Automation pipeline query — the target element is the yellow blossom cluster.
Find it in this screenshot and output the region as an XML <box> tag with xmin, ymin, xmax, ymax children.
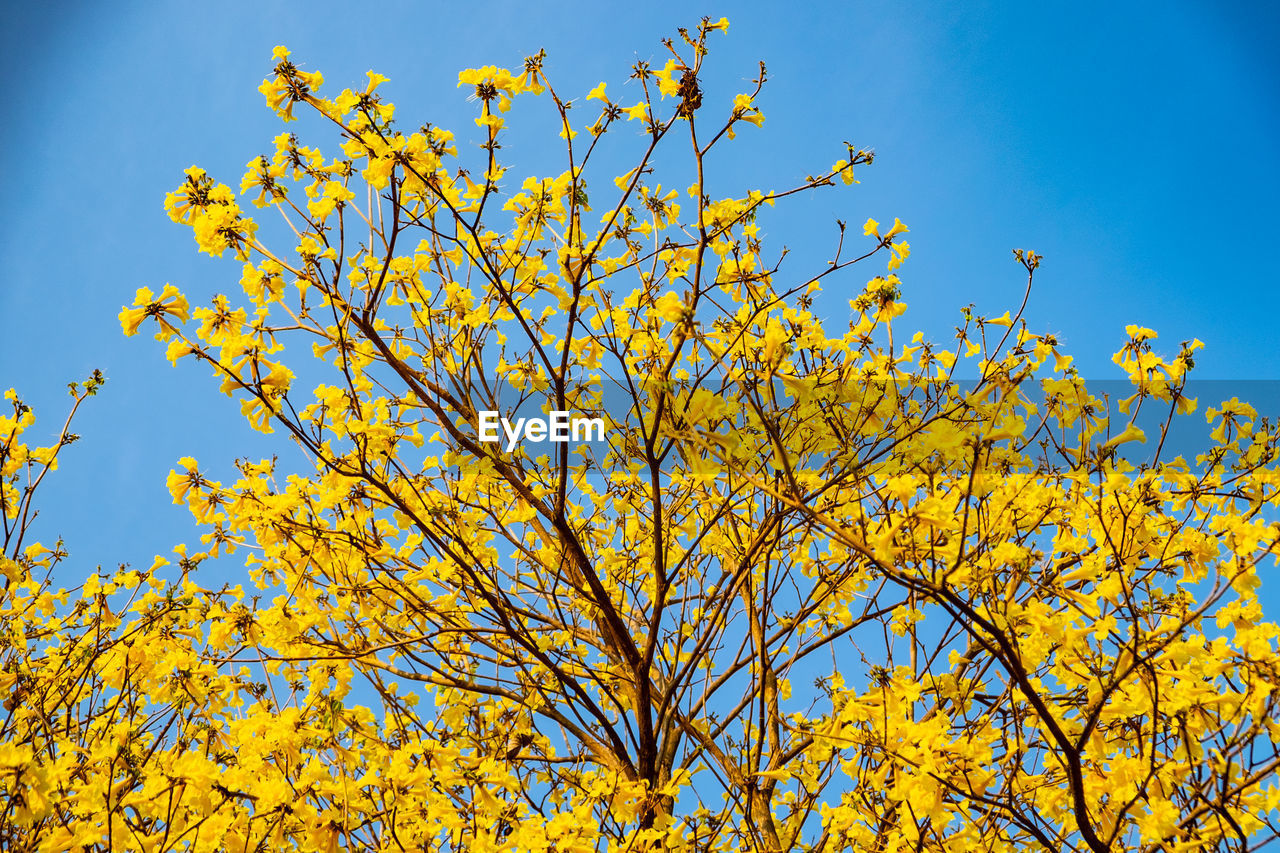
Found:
<box><xmin>3</xmin><ymin>17</ymin><xmax>1276</xmax><ymax>853</ymax></box>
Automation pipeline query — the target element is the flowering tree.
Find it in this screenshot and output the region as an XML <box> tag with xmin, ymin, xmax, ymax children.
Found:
<box><xmin>3</xmin><ymin>17</ymin><xmax>1279</xmax><ymax>852</ymax></box>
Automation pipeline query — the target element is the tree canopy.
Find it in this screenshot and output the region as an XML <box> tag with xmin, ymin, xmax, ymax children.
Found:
<box><xmin>3</xmin><ymin>18</ymin><xmax>1279</xmax><ymax>853</ymax></box>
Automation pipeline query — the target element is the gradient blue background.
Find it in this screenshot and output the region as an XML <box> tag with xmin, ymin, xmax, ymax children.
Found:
<box><xmin>1</xmin><ymin>0</ymin><xmax>1278</xmax><ymax>593</ymax></box>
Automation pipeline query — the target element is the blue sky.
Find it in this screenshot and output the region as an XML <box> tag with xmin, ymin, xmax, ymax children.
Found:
<box><xmin>1</xmin><ymin>0</ymin><xmax>1278</xmax><ymax>581</ymax></box>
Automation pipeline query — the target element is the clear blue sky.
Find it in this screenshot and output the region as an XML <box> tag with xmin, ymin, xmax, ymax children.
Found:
<box><xmin>2</xmin><ymin>0</ymin><xmax>1278</xmax><ymax>582</ymax></box>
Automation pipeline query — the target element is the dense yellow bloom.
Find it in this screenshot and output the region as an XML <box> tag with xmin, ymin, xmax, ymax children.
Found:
<box><xmin>18</xmin><ymin>20</ymin><xmax>1278</xmax><ymax>853</ymax></box>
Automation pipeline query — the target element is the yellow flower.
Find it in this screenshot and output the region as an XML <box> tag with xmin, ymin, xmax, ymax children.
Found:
<box><xmin>165</xmin><ymin>338</ymin><xmax>194</xmax><ymax>365</ymax></box>
<box><xmin>654</xmin><ymin>291</ymin><xmax>686</xmax><ymax>324</ymax></box>
<box><xmin>863</xmin><ymin>218</ymin><xmax>880</xmax><ymax>238</ymax></box>
<box><xmin>120</xmin><ymin>284</ymin><xmax>190</xmax><ymax>339</ymax></box>
<box><xmin>654</xmin><ymin>60</ymin><xmax>681</xmax><ymax>97</ymax></box>
<box><xmin>166</xmin><ymin>456</ymin><xmax>202</xmax><ymax>503</ymax></box>
<box><xmin>259</xmin><ymin>76</ymin><xmax>292</xmax><ymax>120</ymax></box>
<box><xmin>458</xmin><ymin>65</ymin><xmax>521</xmax><ymax>108</ymax></box>
<box><xmin>1102</xmin><ymin>422</ymin><xmax>1146</xmax><ymax>451</ymax></box>
<box><xmin>887</xmin><ymin>241</ymin><xmax>910</xmax><ymax>270</ymax></box>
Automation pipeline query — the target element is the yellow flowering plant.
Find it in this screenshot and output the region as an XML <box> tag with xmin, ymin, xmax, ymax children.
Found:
<box><xmin>2</xmin><ymin>16</ymin><xmax>1277</xmax><ymax>853</ymax></box>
